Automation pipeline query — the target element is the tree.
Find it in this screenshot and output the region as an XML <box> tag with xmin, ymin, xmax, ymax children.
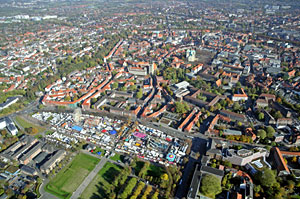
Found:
<box><xmin>136</xmin><ymin>88</ymin><xmax>143</xmax><ymax>99</ymax></box>
<box><xmin>200</xmin><ymin>174</ymin><xmax>222</xmax><ymax>198</ymax></box>
<box><xmin>292</xmin><ymin>156</ymin><xmax>298</xmax><ymax>163</ymax></box>
<box><xmin>130</xmin><ymin>181</ymin><xmax>145</xmax><ymax>199</ymax></box>
<box><xmin>195</xmin><ymin>120</ymin><xmax>200</xmax><ymax>128</ymax></box>
<box><xmin>287</xmin><ymin>180</ymin><xmax>295</xmax><ymax>191</ymax></box>
<box><xmin>161</xmin><ymin>173</ymin><xmax>169</xmax><ymax>181</ymax></box>
<box><xmin>120</xmin><ymin>86</ymin><xmax>127</xmax><ymax>91</ymax></box>
<box><xmin>233</xmin><ymin>102</ymin><xmax>240</xmax><ymax>111</ymax></box>
<box><xmin>256</xmin><ymin>168</ymin><xmax>277</xmax><ymax>188</ymax></box>
<box><xmin>119</xmin><ymin>177</ymin><xmax>137</xmax><ymax>199</ymax></box>
<box><xmin>266</xmin><ymin>126</ymin><xmax>275</xmax><ymax>138</ymax></box>
<box><xmin>112</xmin><ymin>82</ymin><xmax>118</xmax><ymax>89</ymax></box>
<box><xmin>175</xmin><ymin>102</ymin><xmax>190</xmax><ymax>114</ymax></box>
<box><xmin>0</xmin><ymin>130</ymin><xmax>7</xmax><ymax>137</ymax></box>
<box><xmin>276</xmin><ymin>97</ymin><xmax>282</xmax><ymax>104</ymax></box>
<box><xmin>274</xmin><ymin>111</ymin><xmax>283</xmax><ymax>119</ymax></box>
<box><xmin>25</xmin><ymin>127</ymin><xmax>38</xmax><ymax>134</ymax></box>
<box><xmin>151</xmin><ymin>191</ymin><xmax>159</xmax><ymax>199</ymax></box>
<box><xmin>73</xmin><ymin>95</ymin><xmax>78</xmax><ymax>101</ymax></box>
<box><xmin>215</xmin><ymin>103</ymin><xmax>222</xmax><ymax>110</ymax></box>
<box><xmin>64</xmin><ymin>96</ymin><xmax>71</xmax><ymax>101</ymax></box>
<box><xmin>129</xmin><ymin>85</ymin><xmax>137</xmax><ymax>91</ymax></box>
<box><xmin>38</xmin><ymin>104</ymin><xmax>45</xmax><ymax>109</ymax></box>
<box><xmin>258</xmin><ymin>112</ymin><xmax>264</xmax><ymax>120</ymax></box>
<box><xmin>91</xmin><ymin>98</ymin><xmax>97</xmax><ymax>104</ymax></box>
<box><xmin>223</xmin><ymin>160</ymin><xmax>232</xmax><ymax>168</ymax></box>
<box><xmin>257</xmin><ymin>129</ymin><xmax>267</xmax><ymax>139</ymax></box>
<box><xmin>254</xmin><ymin>184</ymin><xmax>261</xmax><ymax>193</ymax></box>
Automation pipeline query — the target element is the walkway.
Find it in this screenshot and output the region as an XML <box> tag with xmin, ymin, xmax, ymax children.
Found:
<box><xmin>39</xmin><ymin>179</ymin><xmax>60</xmax><ymax>199</ymax></box>
<box><xmin>70</xmin><ymin>157</ymin><xmax>108</xmax><ymax>199</ymax></box>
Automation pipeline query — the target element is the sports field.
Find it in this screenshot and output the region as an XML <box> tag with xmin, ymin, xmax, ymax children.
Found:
<box><xmin>79</xmin><ymin>162</ymin><xmax>123</xmax><ymax>199</ymax></box>
<box><xmin>45</xmin><ymin>153</ymin><xmax>100</xmax><ymax>199</ymax></box>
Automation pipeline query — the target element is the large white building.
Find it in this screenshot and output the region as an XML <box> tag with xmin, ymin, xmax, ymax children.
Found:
<box><xmin>0</xmin><ymin>117</ymin><xmax>18</xmax><ymax>136</ymax></box>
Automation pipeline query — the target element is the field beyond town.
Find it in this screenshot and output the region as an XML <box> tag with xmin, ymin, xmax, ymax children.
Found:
<box><xmin>45</xmin><ymin>153</ymin><xmax>100</xmax><ymax>199</ymax></box>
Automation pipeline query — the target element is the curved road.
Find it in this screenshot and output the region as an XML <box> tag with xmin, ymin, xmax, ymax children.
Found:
<box><xmin>39</xmin><ymin>179</ymin><xmax>60</xmax><ymax>199</ymax></box>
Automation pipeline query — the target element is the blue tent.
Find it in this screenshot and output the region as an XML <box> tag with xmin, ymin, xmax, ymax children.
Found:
<box><xmin>72</xmin><ymin>126</ymin><xmax>83</xmax><ymax>131</ymax></box>
<box><xmin>97</xmin><ymin>152</ymin><xmax>102</xmax><ymax>155</ymax></box>
<box><xmin>109</xmin><ymin>130</ymin><xmax>117</xmax><ymax>135</ymax></box>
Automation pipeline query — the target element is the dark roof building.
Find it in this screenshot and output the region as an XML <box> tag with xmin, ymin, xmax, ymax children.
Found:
<box><xmin>20</xmin><ymin>165</ymin><xmax>38</xmax><ymax>176</ymax></box>
<box><xmin>220</xmin><ymin>110</ymin><xmax>246</xmax><ymax>122</ymax></box>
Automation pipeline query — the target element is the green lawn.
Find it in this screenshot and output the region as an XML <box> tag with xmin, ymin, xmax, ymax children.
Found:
<box><xmin>109</xmin><ymin>153</ymin><xmax>124</xmax><ymax>162</ymax></box>
<box><xmin>45</xmin><ymin>153</ymin><xmax>100</xmax><ymax>199</ymax></box>
<box><xmin>91</xmin><ymin>147</ymin><xmax>105</xmax><ymax>156</ymax></box>
<box><xmin>80</xmin><ymin>162</ymin><xmax>123</xmax><ymax>199</ymax></box>
<box><xmin>15</xmin><ymin>116</ymin><xmax>45</xmax><ymax>133</ymax></box>
<box><xmin>45</xmin><ymin>130</ymin><xmax>54</xmax><ymax>135</ymax></box>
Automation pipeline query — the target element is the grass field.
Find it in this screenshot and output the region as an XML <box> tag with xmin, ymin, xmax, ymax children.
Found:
<box><xmin>109</xmin><ymin>153</ymin><xmax>124</xmax><ymax>162</ymax></box>
<box><xmin>15</xmin><ymin>116</ymin><xmax>45</xmax><ymax>133</ymax></box>
<box><xmin>45</xmin><ymin>153</ymin><xmax>100</xmax><ymax>199</ymax></box>
<box><xmin>91</xmin><ymin>147</ymin><xmax>105</xmax><ymax>156</ymax></box>
<box><xmin>80</xmin><ymin>162</ymin><xmax>123</xmax><ymax>199</ymax></box>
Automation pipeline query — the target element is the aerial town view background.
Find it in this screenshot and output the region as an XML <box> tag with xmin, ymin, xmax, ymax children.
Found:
<box><xmin>0</xmin><ymin>0</ymin><xmax>300</xmax><ymax>199</ymax></box>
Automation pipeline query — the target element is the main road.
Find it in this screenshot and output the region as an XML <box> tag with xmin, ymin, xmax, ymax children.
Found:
<box><xmin>70</xmin><ymin>157</ymin><xmax>108</xmax><ymax>199</ymax></box>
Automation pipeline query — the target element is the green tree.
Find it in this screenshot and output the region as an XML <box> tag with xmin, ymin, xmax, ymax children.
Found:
<box><xmin>120</xmin><ymin>86</ymin><xmax>127</xmax><ymax>91</ymax></box>
<box><xmin>129</xmin><ymin>85</ymin><xmax>137</xmax><ymax>91</ymax></box>
<box><xmin>237</xmin><ymin>121</ymin><xmax>242</xmax><ymax>127</ymax></box>
<box><xmin>118</xmin><ymin>177</ymin><xmax>137</xmax><ymax>199</ymax></box>
<box><xmin>254</xmin><ymin>184</ymin><xmax>261</xmax><ymax>193</ymax></box>
<box><xmin>136</xmin><ymin>88</ymin><xmax>143</xmax><ymax>99</ymax></box>
<box><xmin>233</xmin><ymin>102</ymin><xmax>240</xmax><ymax>111</ymax></box>
<box><xmin>64</xmin><ymin>96</ymin><xmax>71</xmax><ymax>101</ymax></box>
<box><xmin>151</xmin><ymin>191</ymin><xmax>159</xmax><ymax>199</ymax></box>
<box><xmin>274</xmin><ymin>111</ymin><xmax>283</xmax><ymax>119</ymax></box>
<box><xmin>73</xmin><ymin>95</ymin><xmax>78</xmax><ymax>101</ymax></box>
<box><xmin>256</xmin><ymin>168</ymin><xmax>277</xmax><ymax>188</ymax></box>
<box><xmin>257</xmin><ymin>129</ymin><xmax>267</xmax><ymax>139</ymax></box>
<box><xmin>112</xmin><ymin>82</ymin><xmax>118</xmax><ymax>89</ymax></box>
<box><xmin>287</xmin><ymin>180</ymin><xmax>295</xmax><ymax>191</ymax></box>
<box><xmin>266</xmin><ymin>126</ymin><xmax>275</xmax><ymax>138</ymax></box>
<box><xmin>258</xmin><ymin>112</ymin><xmax>264</xmax><ymax>120</ymax></box>
<box><xmin>223</xmin><ymin>160</ymin><xmax>232</xmax><ymax>168</ymax></box>
<box><xmin>175</xmin><ymin>102</ymin><xmax>190</xmax><ymax>114</ymax></box>
<box><xmin>200</xmin><ymin>174</ymin><xmax>222</xmax><ymax>198</ymax></box>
